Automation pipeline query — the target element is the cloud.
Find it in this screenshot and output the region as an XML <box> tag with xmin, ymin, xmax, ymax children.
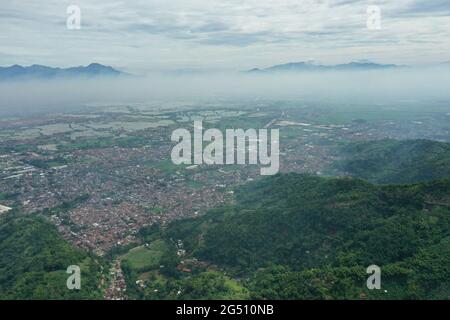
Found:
<box><xmin>404</xmin><ymin>0</ymin><xmax>450</xmax><ymax>15</ymax></box>
<box><xmin>0</xmin><ymin>1</ymin><xmax>449</xmax><ymax>71</ymax></box>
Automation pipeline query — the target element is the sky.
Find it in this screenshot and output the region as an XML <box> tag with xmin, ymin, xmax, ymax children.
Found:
<box><xmin>1</xmin><ymin>0</ymin><xmax>450</xmax><ymax>73</ymax></box>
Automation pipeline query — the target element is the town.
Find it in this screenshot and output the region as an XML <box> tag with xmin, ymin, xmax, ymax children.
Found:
<box><xmin>171</xmin><ymin>120</ymin><xmax>280</xmax><ymax>175</ymax></box>
<box><xmin>1</xmin><ymin>101</ymin><xmax>449</xmax><ymax>298</ymax></box>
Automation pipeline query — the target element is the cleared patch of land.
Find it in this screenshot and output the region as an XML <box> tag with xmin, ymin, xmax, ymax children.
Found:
<box><xmin>121</xmin><ymin>240</ymin><xmax>169</xmax><ymax>271</ymax></box>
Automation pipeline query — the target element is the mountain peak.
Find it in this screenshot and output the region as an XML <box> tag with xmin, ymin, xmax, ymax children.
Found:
<box><xmin>0</xmin><ymin>63</ymin><xmax>123</xmax><ymax>80</ymax></box>
<box><xmin>247</xmin><ymin>61</ymin><xmax>399</xmax><ymax>73</ymax></box>
<box><xmin>86</xmin><ymin>62</ymin><xmax>114</xmax><ymax>70</ymax></box>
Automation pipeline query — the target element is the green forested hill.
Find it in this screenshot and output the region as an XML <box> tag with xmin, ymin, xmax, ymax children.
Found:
<box><xmin>0</xmin><ymin>213</ymin><xmax>104</xmax><ymax>299</ymax></box>
<box><xmin>6</xmin><ymin>142</ymin><xmax>447</xmax><ymax>300</ymax></box>
<box><xmin>330</xmin><ymin>139</ymin><xmax>450</xmax><ymax>184</ymax></box>
<box><xmin>135</xmin><ymin>174</ymin><xmax>450</xmax><ymax>300</ymax></box>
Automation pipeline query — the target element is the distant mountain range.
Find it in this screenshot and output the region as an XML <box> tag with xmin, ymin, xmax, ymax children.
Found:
<box><xmin>0</xmin><ymin>63</ymin><xmax>123</xmax><ymax>80</ymax></box>
<box><xmin>247</xmin><ymin>61</ymin><xmax>400</xmax><ymax>73</ymax></box>
<box><xmin>1</xmin><ymin>61</ymin><xmax>447</xmax><ymax>80</ymax></box>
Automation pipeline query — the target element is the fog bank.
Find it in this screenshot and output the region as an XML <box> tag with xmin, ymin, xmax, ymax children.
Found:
<box><xmin>1</xmin><ymin>68</ymin><xmax>450</xmax><ymax>117</ymax></box>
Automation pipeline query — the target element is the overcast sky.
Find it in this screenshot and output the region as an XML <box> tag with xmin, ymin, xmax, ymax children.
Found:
<box><xmin>1</xmin><ymin>0</ymin><xmax>449</xmax><ymax>73</ymax></box>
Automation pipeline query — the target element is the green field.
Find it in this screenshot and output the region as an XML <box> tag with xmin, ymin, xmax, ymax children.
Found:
<box><xmin>145</xmin><ymin>159</ymin><xmax>187</xmax><ymax>174</ymax></box>
<box><xmin>121</xmin><ymin>240</ymin><xmax>168</xmax><ymax>271</ymax></box>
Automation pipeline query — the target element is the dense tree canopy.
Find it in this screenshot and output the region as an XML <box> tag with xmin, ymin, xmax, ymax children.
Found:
<box><xmin>141</xmin><ymin>174</ymin><xmax>450</xmax><ymax>299</ymax></box>
<box><xmin>0</xmin><ymin>213</ymin><xmax>104</xmax><ymax>299</ymax></box>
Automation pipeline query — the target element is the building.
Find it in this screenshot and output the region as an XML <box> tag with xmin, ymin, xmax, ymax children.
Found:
<box><xmin>0</xmin><ymin>204</ymin><xmax>12</xmax><ymax>214</ymax></box>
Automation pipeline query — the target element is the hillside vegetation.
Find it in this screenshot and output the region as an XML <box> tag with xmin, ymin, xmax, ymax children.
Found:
<box><xmin>0</xmin><ymin>213</ymin><xmax>104</xmax><ymax>299</ymax></box>
<box><xmin>133</xmin><ymin>174</ymin><xmax>450</xmax><ymax>299</ymax></box>
<box><xmin>331</xmin><ymin>139</ymin><xmax>450</xmax><ymax>184</ymax></box>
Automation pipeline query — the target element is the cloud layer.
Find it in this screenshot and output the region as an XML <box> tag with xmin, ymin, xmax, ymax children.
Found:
<box><xmin>0</xmin><ymin>1</ymin><xmax>449</xmax><ymax>72</ymax></box>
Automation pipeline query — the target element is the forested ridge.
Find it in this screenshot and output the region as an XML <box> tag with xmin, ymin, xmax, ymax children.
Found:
<box><xmin>135</xmin><ymin>174</ymin><xmax>450</xmax><ymax>299</ymax></box>
<box><xmin>331</xmin><ymin>139</ymin><xmax>450</xmax><ymax>184</ymax></box>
